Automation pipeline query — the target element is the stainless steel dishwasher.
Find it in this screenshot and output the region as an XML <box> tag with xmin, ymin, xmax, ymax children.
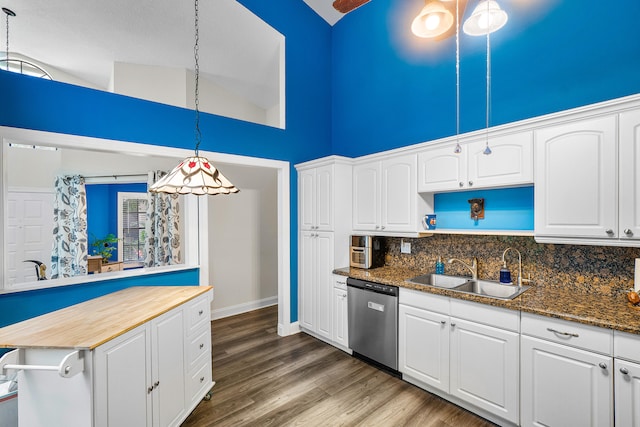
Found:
<box><xmin>347</xmin><ymin>277</ymin><xmax>398</xmax><ymax>372</ymax></box>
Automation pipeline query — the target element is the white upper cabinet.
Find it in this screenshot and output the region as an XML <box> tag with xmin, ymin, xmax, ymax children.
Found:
<box><xmin>535</xmin><ymin>111</ymin><xmax>640</xmax><ymax>245</ymax></box>
<box><xmin>418</xmin><ymin>131</ymin><xmax>533</xmax><ymax>192</ymax></box>
<box><xmin>299</xmin><ymin>164</ymin><xmax>334</xmax><ymax>231</ymax></box>
<box><xmin>619</xmin><ymin>109</ymin><xmax>640</xmax><ymax>241</ymax></box>
<box><xmin>353</xmin><ymin>153</ymin><xmax>426</xmax><ymax>234</ymax></box>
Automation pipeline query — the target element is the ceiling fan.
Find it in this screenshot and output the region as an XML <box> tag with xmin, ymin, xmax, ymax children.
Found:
<box><xmin>332</xmin><ymin>0</ymin><xmax>371</xmax><ymax>14</ymax></box>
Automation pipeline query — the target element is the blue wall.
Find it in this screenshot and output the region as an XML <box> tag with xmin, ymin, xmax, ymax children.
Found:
<box><xmin>86</xmin><ymin>183</ymin><xmax>147</xmax><ymax>261</ymax></box>
<box><xmin>1</xmin><ymin>0</ymin><xmax>639</xmax><ymax>326</ymax></box>
<box><xmin>331</xmin><ymin>0</ymin><xmax>640</xmax><ymax>157</ymax></box>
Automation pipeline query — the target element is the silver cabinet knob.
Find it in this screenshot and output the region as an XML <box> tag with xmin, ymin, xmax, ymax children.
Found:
<box><xmin>375</xmin><ymin>225</ymin><xmax>380</xmax><ymax>229</ymax></box>
<box><xmin>459</xmin><ymin>182</ymin><xmax>464</xmax><ymax>187</ymax></box>
<box><xmin>599</xmin><ymin>362</ymin><xmax>608</xmax><ymax>370</ymax></box>
<box><xmin>440</xmin><ymin>320</ymin><xmax>446</xmax><ymax>325</ymax></box>
<box><xmin>450</xmin><ymin>322</ymin><xmax>456</xmax><ymax>327</ymax></box>
<box><xmin>624</xmin><ymin>229</ymin><xmax>633</xmax><ymax>236</ymax></box>
<box><xmin>381</xmin><ymin>226</ymin><xmax>386</xmax><ymax>230</ymax></box>
<box><xmin>468</xmin><ymin>181</ymin><xmax>473</xmax><ymax>186</ymax></box>
<box><xmin>620</xmin><ymin>367</ymin><xmax>629</xmax><ymax>375</ymax></box>
<box><xmin>606</xmin><ymin>229</ymin><xmax>614</xmax><ymax>236</ymax></box>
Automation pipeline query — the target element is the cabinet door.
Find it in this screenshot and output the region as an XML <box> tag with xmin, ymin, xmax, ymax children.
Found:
<box><xmin>299</xmin><ymin>169</ymin><xmax>316</xmax><ymax>231</ymax></box>
<box><xmin>615</xmin><ymin>359</ymin><xmax>640</xmax><ymax>427</ymax></box>
<box><xmin>449</xmin><ymin>318</ymin><xmax>519</xmax><ymax>424</ymax></box>
<box><xmin>333</xmin><ymin>287</ymin><xmax>349</xmax><ymax>348</ymax></box>
<box><xmin>619</xmin><ymin>109</ymin><xmax>640</xmax><ymax>241</ymax></box>
<box><xmin>535</xmin><ymin>115</ymin><xmax>618</xmax><ymax>239</ymax></box>
<box><xmin>151</xmin><ymin>309</ymin><xmax>186</xmax><ymax>427</ymax></box>
<box><xmin>353</xmin><ymin>162</ymin><xmax>380</xmax><ymax>231</ymax></box>
<box><xmin>398</xmin><ymin>304</ymin><xmax>450</xmax><ymax>392</ymax></box>
<box><xmin>381</xmin><ymin>155</ymin><xmax>417</xmax><ymax>232</ymax></box>
<box><xmin>315</xmin><ymin>232</ymin><xmax>334</xmax><ymax>340</ymax></box>
<box><xmin>467</xmin><ymin>131</ymin><xmax>533</xmax><ymax>189</ymax></box>
<box><xmin>299</xmin><ymin>231</ymin><xmax>316</xmax><ymax>331</ymax></box>
<box><xmin>521</xmin><ymin>335</ymin><xmax>613</xmax><ymax>427</ymax></box>
<box><xmin>94</xmin><ymin>324</ymin><xmax>152</xmax><ymax>427</ymax></box>
<box><xmin>315</xmin><ymin>165</ymin><xmax>334</xmax><ymax>231</ymax></box>
<box><xmin>417</xmin><ymin>144</ymin><xmax>466</xmax><ymax>192</ymax></box>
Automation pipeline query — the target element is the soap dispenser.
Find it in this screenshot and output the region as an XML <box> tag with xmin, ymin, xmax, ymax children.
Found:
<box><xmin>499</xmin><ymin>261</ymin><xmax>512</xmax><ymax>284</ymax></box>
<box><xmin>435</xmin><ymin>256</ymin><xmax>445</xmax><ymax>275</ymax></box>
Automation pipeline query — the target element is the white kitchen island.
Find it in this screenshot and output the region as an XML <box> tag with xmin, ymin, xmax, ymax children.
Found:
<box><xmin>0</xmin><ymin>286</ymin><xmax>213</xmax><ymax>427</ymax></box>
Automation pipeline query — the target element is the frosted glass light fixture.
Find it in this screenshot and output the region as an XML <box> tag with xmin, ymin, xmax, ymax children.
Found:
<box><xmin>463</xmin><ymin>0</ymin><xmax>508</xmax><ymax>36</ymax></box>
<box><xmin>411</xmin><ymin>1</ymin><xmax>454</xmax><ymax>38</ymax></box>
<box><xmin>149</xmin><ymin>0</ymin><xmax>239</xmax><ymax>196</ymax></box>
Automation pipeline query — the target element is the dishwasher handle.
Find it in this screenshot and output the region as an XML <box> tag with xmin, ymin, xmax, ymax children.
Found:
<box><xmin>367</xmin><ymin>301</ymin><xmax>385</xmax><ymax>312</ymax></box>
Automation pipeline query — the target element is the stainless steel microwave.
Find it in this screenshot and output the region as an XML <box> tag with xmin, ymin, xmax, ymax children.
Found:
<box><xmin>350</xmin><ymin>235</ymin><xmax>385</xmax><ymax>269</ymax></box>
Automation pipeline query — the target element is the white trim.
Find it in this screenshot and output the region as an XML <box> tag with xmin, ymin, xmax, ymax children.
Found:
<box><xmin>211</xmin><ymin>296</ymin><xmax>278</xmax><ymax>320</ymax></box>
<box><xmin>116</xmin><ymin>191</ymin><xmax>147</xmax><ymax>264</ymax></box>
<box><xmin>0</xmin><ymin>126</ymin><xmax>294</xmax><ymax>338</ymax></box>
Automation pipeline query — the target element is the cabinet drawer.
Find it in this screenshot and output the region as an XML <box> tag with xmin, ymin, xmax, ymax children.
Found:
<box><xmin>521</xmin><ymin>312</ymin><xmax>612</xmax><ymax>355</ymax></box>
<box><xmin>450</xmin><ymin>299</ymin><xmax>519</xmax><ymax>332</ymax></box>
<box><xmin>614</xmin><ymin>330</ymin><xmax>640</xmax><ymax>363</ymax></box>
<box><xmin>187</xmin><ymin>326</ymin><xmax>211</xmax><ymax>370</ymax></box>
<box><xmin>187</xmin><ymin>359</ymin><xmax>212</xmax><ymax>403</ymax></box>
<box><xmin>186</xmin><ymin>294</ymin><xmax>211</xmax><ymax>334</ymax></box>
<box><xmin>334</xmin><ymin>275</ymin><xmax>347</xmax><ymax>291</ymax></box>
<box><xmin>399</xmin><ymin>288</ymin><xmax>449</xmax><ymax>314</ymax></box>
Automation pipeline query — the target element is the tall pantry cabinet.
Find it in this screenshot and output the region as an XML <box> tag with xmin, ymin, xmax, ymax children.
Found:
<box><xmin>296</xmin><ymin>157</ymin><xmax>352</xmax><ymax>349</ymax></box>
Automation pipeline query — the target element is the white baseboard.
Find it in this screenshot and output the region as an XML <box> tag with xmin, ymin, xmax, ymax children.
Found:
<box><xmin>211</xmin><ymin>296</ymin><xmax>277</xmax><ymax>320</ymax></box>
<box><xmin>279</xmin><ymin>321</ymin><xmax>300</xmax><ymax>337</ymax></box>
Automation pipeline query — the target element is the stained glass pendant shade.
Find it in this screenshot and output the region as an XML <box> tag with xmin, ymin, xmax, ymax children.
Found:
<box><xmin>149</xmin><ymin>0</ymin><xmax>238</xmax><ymax>196</ymax></box>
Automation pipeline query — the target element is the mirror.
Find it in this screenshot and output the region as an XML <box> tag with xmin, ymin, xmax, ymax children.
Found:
<box><xmin>1</xmin><ymin>135</ymin><xmax>199</xmax><ymax>291</ymax></box>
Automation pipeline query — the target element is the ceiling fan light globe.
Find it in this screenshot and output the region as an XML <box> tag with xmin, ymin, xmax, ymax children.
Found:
<box><xmin>411</xmin><ymin>1</ymin><xmax>454</xmax><ymax>38</ymax></box>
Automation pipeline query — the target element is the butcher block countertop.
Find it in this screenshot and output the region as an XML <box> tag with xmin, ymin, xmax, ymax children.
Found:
<box><xmin>334</xmin><ymin>266</ymin><xmax>640</xmax><ymax>335</ymax></box>
<box><xmin>0</xmin><ymin>286</ymin><xmax>212</xmax><ymax>350</ymax></box>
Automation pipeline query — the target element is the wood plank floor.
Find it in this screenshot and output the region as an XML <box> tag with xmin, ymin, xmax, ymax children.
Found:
<box><xmin>181</xmin><ymin>305</ymin><xmax>495</xmax><ymax>427</ymax></box>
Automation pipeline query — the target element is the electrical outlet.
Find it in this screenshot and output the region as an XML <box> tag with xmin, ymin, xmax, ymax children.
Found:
<box><xmin>401</xmin><ymin>239</ymin><xmax>411</xmax><ymax>254</ymax></box>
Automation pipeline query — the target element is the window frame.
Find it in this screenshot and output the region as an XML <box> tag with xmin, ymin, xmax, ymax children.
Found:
<box><xmin>117</xmin><ymin>191</ymin><xmax>148</xmax><ymax>268</ymax></box>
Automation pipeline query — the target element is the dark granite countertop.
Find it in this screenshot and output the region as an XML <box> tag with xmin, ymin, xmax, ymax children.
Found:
<box><xmin>334</xmin><ymin>266</ymin><xmax>640</xmax><ymax>335</ymax></box>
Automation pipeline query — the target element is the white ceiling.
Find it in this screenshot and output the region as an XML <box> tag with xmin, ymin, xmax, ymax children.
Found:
<box><xmin>0</xmin><ymin>0</ymin><xmax>347</xmax><ymax>110</ymax></box>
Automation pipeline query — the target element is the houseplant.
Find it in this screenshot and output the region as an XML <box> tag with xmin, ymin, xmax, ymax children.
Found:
<box><xmin>91</xmin><ymin>233</ymin><xmax>119</xmax><ymax>264</ymax></box>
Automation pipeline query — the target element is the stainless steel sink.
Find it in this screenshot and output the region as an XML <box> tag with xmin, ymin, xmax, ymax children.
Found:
<box><xmin>406</xmin><ymin>274</ymin><xmax>470</xmax><ymax>289</ymax></box>
<box><xmin>452</xmin><ymin>279</ymin><xmax>530</xmax><ymax>300</ymax></box>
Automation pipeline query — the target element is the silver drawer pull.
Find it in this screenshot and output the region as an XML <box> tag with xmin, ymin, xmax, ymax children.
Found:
<box><xmin>546</xmin><ymin>327</ymin><xmax>579</xmax><ymax>338</ymax></box>
<box><xmin>620</xmin><ymin>367</ymin><xmax>629</xmax><ymax>375</ymax></box>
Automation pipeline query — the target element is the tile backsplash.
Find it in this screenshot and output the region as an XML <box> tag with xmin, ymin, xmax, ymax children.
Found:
<box><xmin>384</xmin><ymin>235</ymin><xmax>640</xmax><ymax>296</ymax></box>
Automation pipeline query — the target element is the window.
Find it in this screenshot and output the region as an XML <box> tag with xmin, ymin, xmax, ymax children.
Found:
<box><xmin>117</xmin><ymin>192</ymin><xmax>148</xmax><ymax>267</ymax></box>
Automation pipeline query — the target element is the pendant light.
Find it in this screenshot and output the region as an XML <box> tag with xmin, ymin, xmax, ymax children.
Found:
<box><xmin>453</xmin><ymin>0</ymin><xmax>462</xmax><ymax>154</ymax></box>
<box><xmin>463</xmin><ymin>0</ymin><xmax>508</xmax><ymax>36</ymax></box>
<box><xmin>149</xmin><ymin>0</ymin><xmax>239</xmax><ymax>196</ymax></box>
<box><xmin>411</xmin><ymin>1</ymin><xmax>454</xmax><ymax>39</ymax></box>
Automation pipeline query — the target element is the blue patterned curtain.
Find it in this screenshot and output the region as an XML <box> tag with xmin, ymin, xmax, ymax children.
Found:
<box><xmin>51</xmin><ymin>175</ymin><xmax>88</xmax><ymax>278</ymax></box>
<box><xmin>144</xmin><ymin>171</ymin><xmax>182</xmax><ymax>267</ymax></box>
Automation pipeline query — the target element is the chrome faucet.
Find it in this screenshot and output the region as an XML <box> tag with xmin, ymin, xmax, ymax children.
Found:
<box><xmin>447</xmin><ymin>257</ymin><xmax>478</xmax><ymax>279</ymax></box>
<box><xmin>502</xmin><ymin>247</ymin><xmax>523</xmax><ymax>287</ymax></box>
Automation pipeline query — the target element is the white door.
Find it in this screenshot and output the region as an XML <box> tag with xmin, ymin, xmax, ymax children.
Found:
<box><xmin>299</xmin><ymin>169</ymin><xmax>316</xmax><ymax>231</ymax></box>
<box><xmin>315</xmin><ymin>232</ymin><xmax>334</xmax><ymax>340</ymax></box>
<box><xmin>417</xmin><ymin>144</ymin><xmax>466</xmax><ymax>192</ymax></box>
<box><xmin>381</xmin><ymin>155</ymin><xmax>416</xmax><ymax>232</ymax></box>
<box><xmin>315</xmin><ymin>165</ymin><xmax>334</xmax><ymax>231</ymax></box>
<box><xmin>333</xmin><ymin>287</ymin><xmax>349</xmax><ymax>348</ymax></box>
<box><xmin>94</xmin><ymin>324</ymin><xmax>152</xmax><ymax>427</ymax></box>
<box><xmin>615</xmin><ymin>359</ymin><xmax>640</xmax><ymax>427</ymax></box>
<box><xmin>449</xmin><ymin>318</ymin><xmax>519</xmax><ymax>424</ymax></box>
<box><xmin>534</xmin><ymin>115</ymin><xmax>618</xmax><ymax>239</ymax></box>
<box><xmin>619</xmin><ymin>109</ymin><xmax>640</xmax><ymax>241</ymax></box>
<box><xmin>6</xmin><ymin>190</ymin><xmax>54</xmax><ymax>287</ymax></box>
<box><xmin>398</xmin><ymin>304</ymin><xmax>450</xmax><ymax>392</ymax></box>
<box><xmin>299</xmin><ymin>231</ymin><xmax>316</xmax><ymax>331</ymax></box>
<box><xmin>352</xmin><ymin>162</ymin><xmax>380</xmax><ymax>231</ymax></box>
<box><xmin>467</xmin><ymin>131</ymin><xmax>533</xmax><ymax>189</ymax></box>
<box><xmin>151</xmin><ymin>309</ymin><xmax>186</xmax><ymax>427</ymax></box>
<box><xmin>521</xmin><ymin>335</ymin><xmax>613</xmax><ymax>427</ymax></box>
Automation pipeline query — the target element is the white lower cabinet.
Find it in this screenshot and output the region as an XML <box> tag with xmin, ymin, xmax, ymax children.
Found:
<box><xmin>614</xmin><ymin>331</ymin><xmax>640</xmax><ymax>427</ymax></box>
<box><xmin>521</xmin><ymin>313</ymin><xmax>613</xmax><ymax>427</ymax></box>
<box><xmin>399</xmin><ymin>289</ymin><xmax>519</xmax><ymax>425</ymax></box>
<box><xmin>332</xmin><ymin>276</ymin><xmax>349</xmax><ymax>349</ymax></box>
<box><xmin>94</xmin><ymin>291</ymin><xmax>213</xmax><ymax>427</ymax></box>
<box><xmin>450</xmin><ymin>318</ymin><xmax>519</xmax><ymax>424</ymax></box>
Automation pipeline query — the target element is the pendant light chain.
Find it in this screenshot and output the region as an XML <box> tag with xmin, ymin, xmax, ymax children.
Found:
<box><xmin>193</xmin><ymin>0</ymin><xmax>201</xmax><ymax>156</ymax></box>
<box><xmin>4</xmin><ymin>8</ymin><xmax>13</xmax><ymax>71</ymax></box>
<box><xmin>483</xmin><ymin>1</ymin><xmax>493</xmax><ymax>155</ymax></box>
<box><xmin>454</xmin><ymin>0</ymin><xmax>462</xmax><ymax>154</ymax></box>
